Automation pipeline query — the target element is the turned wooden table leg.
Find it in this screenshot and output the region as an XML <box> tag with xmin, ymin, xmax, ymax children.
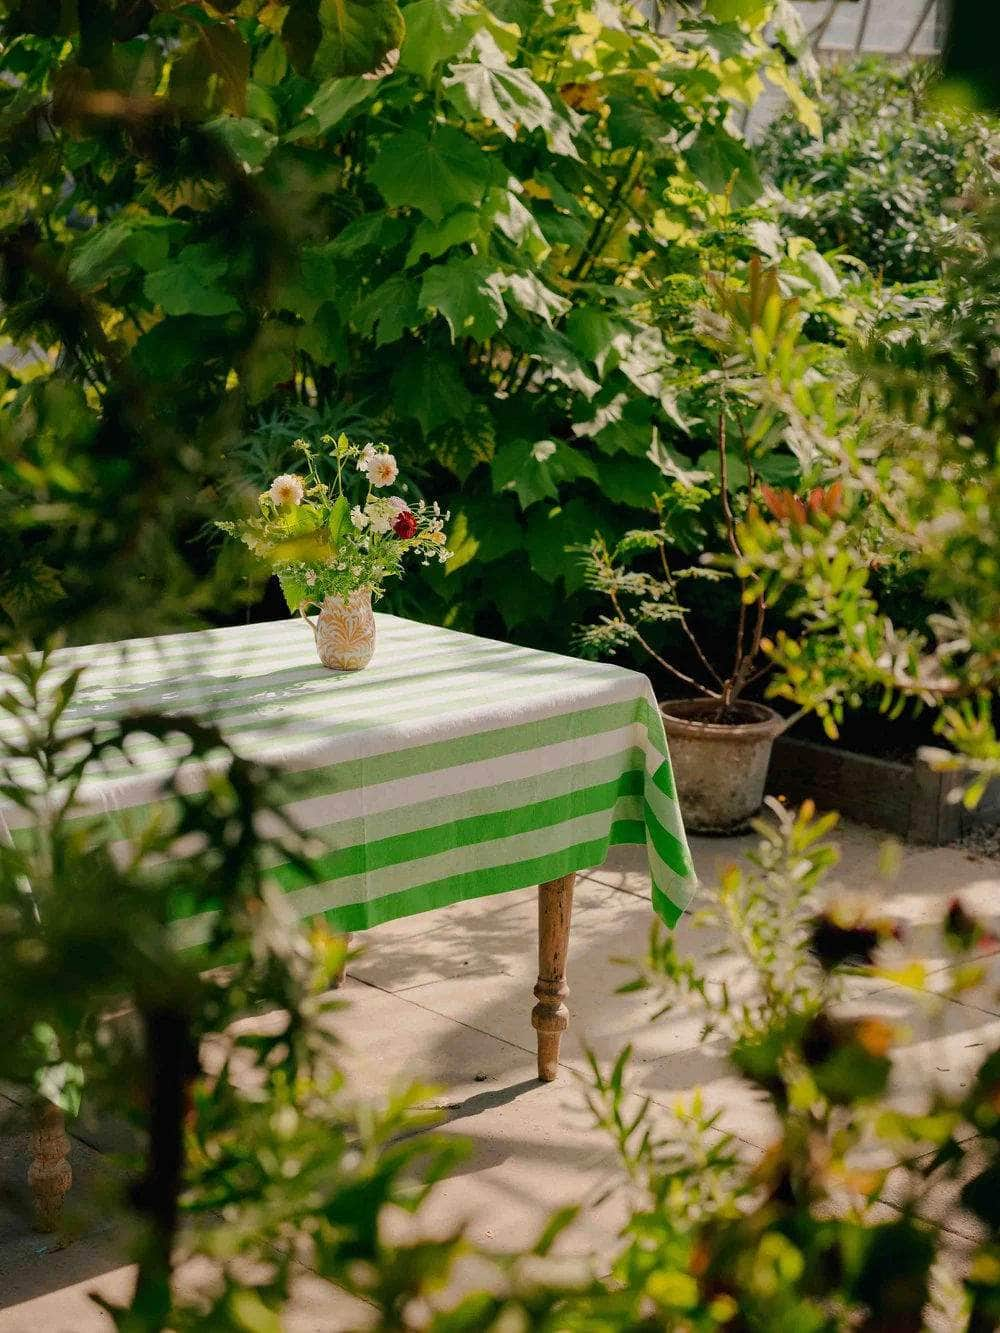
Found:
<box><xmin>28</xmin><ymin>1099</ymin><xmax>72</xmax><ymax>1232</ymax></box>
<box><xmin>532</xmin><ymin>874</ymin><xmax>575</xmax><ymax>1082</ymax></box>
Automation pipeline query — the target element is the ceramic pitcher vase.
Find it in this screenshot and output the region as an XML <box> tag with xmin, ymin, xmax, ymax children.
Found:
<box><xmin>315</xmin><ymin>587</ymin><xmax>376</xmax><ymax>670</ymax></box>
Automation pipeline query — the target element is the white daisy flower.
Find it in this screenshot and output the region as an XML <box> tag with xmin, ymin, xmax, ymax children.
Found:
<box><xmin>367</xmin><ymin>453</ymin><xmax>398</xmax><ymax>488</ymax></box>
<box><xmin>305</xmin><ymin>569</ymin><xmax>317</xmax><ymax>587</ymax></box>
<box><xmin>350</xmin><ymin>504</ymin><xmax>369</xmax><ymax>530</ymax></box>
<box><xmin>356</xmin><ymin>443</ymin><xmax>377</xmax><ymax>472</ymax></box>
<box><xmin>268</xmin><ymin>474</ymin><xmax>304</xmax><ymax>506</ymax></box>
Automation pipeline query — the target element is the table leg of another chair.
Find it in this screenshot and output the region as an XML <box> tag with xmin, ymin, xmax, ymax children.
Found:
<box><xmin>532</xmin><ymin>873</ymin><xmax>575</xmax><ymax>1082</ymax></box>
<box><xmin>28</xmin><ymin>1098</ymin><xmax>72</xmax><ymax>1232</ymax></box>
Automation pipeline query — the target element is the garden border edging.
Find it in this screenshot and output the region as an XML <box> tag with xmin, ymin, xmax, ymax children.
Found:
<box><xmin>765</xmin><ymin>737</ymin><xmax>1000</xmax><ymax>845</ymax></box>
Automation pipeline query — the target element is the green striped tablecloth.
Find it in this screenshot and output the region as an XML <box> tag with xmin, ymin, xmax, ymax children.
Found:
<box><xmin>1</xmin><ymin>615</ymin><xmax>698</xmax><ymax>937</ymax></box>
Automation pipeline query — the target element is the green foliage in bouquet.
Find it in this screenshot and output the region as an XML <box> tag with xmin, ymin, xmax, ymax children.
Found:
<box><xmin>217</xmin><ymin>434</ymin><xmax>451</xmax><ymax>614</ymax></box>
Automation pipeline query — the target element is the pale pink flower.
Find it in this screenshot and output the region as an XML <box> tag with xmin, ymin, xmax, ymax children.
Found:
<box><xmin>387</xmin><ymin>495</ymin><xmax>408</xmax><ymax>512</ymax></box>
<box><xmin>268</xmin><ymin>474</ymin><xmax>304</xmax><ymax>506</ymax></box>
<box><xmin>305</xmin><ymin>569</ymin><xmax>317</xmax><ymax>587</ymax></box>
<box><xmin>367</xmin><ymin>453</ymin><xmax>398</xmax><ymax>488</ymax></box>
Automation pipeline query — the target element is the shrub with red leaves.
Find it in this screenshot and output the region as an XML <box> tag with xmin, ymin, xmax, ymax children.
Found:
<box><xmin>760</xmin><ymin>482</ymin><xmax>843</xmax><ymax>525</ymax></box>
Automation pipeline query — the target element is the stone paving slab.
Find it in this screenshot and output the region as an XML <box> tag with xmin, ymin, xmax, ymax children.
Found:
<box><xmin>2</xmin><ymin>824</ymin><xmax>998</xmax><ymax>1330</ymax></box>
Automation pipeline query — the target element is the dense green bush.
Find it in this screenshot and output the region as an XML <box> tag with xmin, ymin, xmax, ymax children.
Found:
<box><xmin>759</xmin><ymin>58</ymin><xmax>995</xmax><ymax>285</ymax></box>
<box><xmin>0</xmin><ymin>0</ymin><xmax>823</xmax><ymax>655</ymax></box>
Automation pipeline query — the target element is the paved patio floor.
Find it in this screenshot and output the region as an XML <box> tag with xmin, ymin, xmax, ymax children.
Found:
<box><xmin>2</xmin><ymin>820</ymin><xmax>998</xmax><ymax>1330</ymax></box>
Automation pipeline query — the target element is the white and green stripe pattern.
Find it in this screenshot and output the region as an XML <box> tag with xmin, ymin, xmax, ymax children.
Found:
<box><xmin>0</xmin><ymin>615</ymin><xmax>697</xmax><ymax>934</ymax></box>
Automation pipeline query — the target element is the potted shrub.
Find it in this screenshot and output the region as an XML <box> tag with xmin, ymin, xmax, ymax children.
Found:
<box><xmin>578</xmin><ymin>260</ymin><xmax>843</xmax><ymax>833</ymax></box>
<box><xmin>580</xmin><ymin>482</ymin><xmax>842</xmax><ymax>833</ymax></box>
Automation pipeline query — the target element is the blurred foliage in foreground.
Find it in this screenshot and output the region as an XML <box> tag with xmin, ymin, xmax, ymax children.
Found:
<box><xmin>7</xmin><ymin>658</ymin><xmax>1000</xmax><ymax>1328</ymax></box>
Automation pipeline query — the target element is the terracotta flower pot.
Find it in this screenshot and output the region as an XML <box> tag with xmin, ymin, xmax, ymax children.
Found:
<box><xmin>315</xmin><ymin>587</ymin><xmax>376</xmax><ymax>670</ymax></box>
<box><xmin>660</xmin><ymin>698</ymin><xmax>785</xmax><ymax>834</ymax></box>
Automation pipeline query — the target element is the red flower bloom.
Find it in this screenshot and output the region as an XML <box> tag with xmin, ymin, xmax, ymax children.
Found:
<box><xmin>392</xmin><ymin>509</ymin><xmax>418</xmax><ymax>539</ymax></box>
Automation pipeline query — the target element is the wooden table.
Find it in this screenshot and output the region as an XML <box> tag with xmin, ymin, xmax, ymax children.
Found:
<box><xmin>3</xmin><ymin>614</ymin><xmax>697</xmax><ymax>1226</ymax></box>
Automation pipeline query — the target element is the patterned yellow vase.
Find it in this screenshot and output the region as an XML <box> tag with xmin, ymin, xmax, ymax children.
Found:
<box><xmin>315</xmin><ymin>588</ymin><xmax>376</xmax><ymax>670</ymax></box>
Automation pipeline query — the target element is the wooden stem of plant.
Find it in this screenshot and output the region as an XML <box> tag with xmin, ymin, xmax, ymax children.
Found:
<box><xmin>28</xmin><ymin>1098</ymin><xmax>72</xmax><ymax>1232</ymax></box>
<box><xmin>532</xmin><ymin>874</ymin><xmax>575</xmax><ymax>1082</ymax></box>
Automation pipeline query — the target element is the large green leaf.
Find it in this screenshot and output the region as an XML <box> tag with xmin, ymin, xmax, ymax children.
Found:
<box><xmin>398</xmin><ymin>0</ymin><xmax>478</xmax><ymax>82</ymax></box>
<box><xmin>405</xmin><ymin>209</ymin><xmax>481</xmax><ymax>267</ymax></box>
<box><xmin>142</xmin><ymin>245</ymin><xmax>239</xmax><ymax>317</ymax></box>
<box><xmin>195</xmin><ymin>18</ymin><xmax>250</xmax><ymax>115</ymax></box>
<box><xmin>686</xmin><ymin>124</ymin><xmax>762</xmax><ymax>206</ymax></box>
<box><xmin>526</xmin><ymin>325</ymin><xmax>601</xmax><ymax>399</ymax></box>
<box><xmin>285</xmin><ymin>76</ymin><xmax>373</xmax><ymax>140</ymax></box>
<box><xmin>597</xmin><ymin>455</ymin><xmax>663</xmax><ymax>509</ymax></box>
<box><xmin>278</xmin><ymin>570</ymin><xmax>309</xmax><ymax>613</ymax></box>
<box><xmin>284</xmin><ymin>0</ymin><xmax>403</xmax><ymax>77</ymax></box>
<box><xmin>500</xmin><ymin>272</ymin><xmax>569</xmax><ymax>328</ymax></box>
<box><xmin>443</xmin><ymin>32</ymin><xmax>580</xmax><ymax>158</ymax></box>
<box><xmin>485</xmin><ymin>554</ymin><xmax>555</xmax><ymax>628</ymax></box>
<box><xmin>369</xmin><ymin>125</ymin><xmax>491</xmax><ymax>220</ymax></box>
<box><xmin>68</xmin><ymin>217</ymin><xmax>177</xmax><ymax>289</ymax></box>
<box><xmin>565</xmin><ymin>307</ymin><xmax>630</xmax><ymax>375</ymax></box>
<box><xmin>488</xmin><ymin>187</ymin><xmax>550</xmax><ymax>263</ymax></box>
<box><xmin>314</xmin><ymin>0</ymin><xmax>405</xmax><ymax>77</ymax></box>
<box><xmin>355</xmin><ymin>273</ymin><xmax>422</xmax><ymax>345</ymax></box>
<box><xmin>704</xmin><ymin>0</ymin><xmax>770</xmax><ymax>20</ymax></box>
<box><xmin>327</xmin><ymin>494</ymin><xmax>350</xmax><ymax>543</ymax></box>
<box><xmin>391</xmin><ymin>350</ymin><xmax>473</xmax><ymax>435</ymax></box>
<box><xmin>205</xmin><ymin>116</ymin><xmax>277</xmax><ymax>170</ymax></box>
<box><xmin>420</xmin><ymin>256</ymin><xmax>507</xmax><ymax>340</ymax></box>
<box><xmin>245</xmin><ymin>323</ymin><xmax>298</xmax><ymax>403</ymax></box>
<box><xmin>277</xmin><ymin>244</ymin><xmax>340</xmax><ymax>320</ymax></box>
<box><xmin>525</xmin><ymin>498</ymin><xmax>602</xmax><ymax>588</ymax></box>
<box><xmin>329</xmin><ymin>212</ymin><xmax>409</xmax><ymax>257</ymax></box>
<box><xmin>282</xmin><ymin>0</ymin><xmax>322</xmax><ymax>73</ymax></box>
<box><xmin>491</xmin><ymin>438</ymin><xmax>598</xmax><ymax>509</ymax></box>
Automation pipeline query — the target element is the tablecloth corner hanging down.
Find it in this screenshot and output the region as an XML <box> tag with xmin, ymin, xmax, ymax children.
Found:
<box><xmin>6</xmin><ymin>614</ymin><xmax>699</xmax><ymax>939</ymax></box>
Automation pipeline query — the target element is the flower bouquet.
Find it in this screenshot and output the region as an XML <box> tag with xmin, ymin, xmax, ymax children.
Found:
<box><xmin>219</xmin><ymin>435</ymin><xmax>451</xmax><ymax>669</ymax></box>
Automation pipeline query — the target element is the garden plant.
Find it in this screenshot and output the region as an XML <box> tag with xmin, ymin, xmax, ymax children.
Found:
<box><xmin>2</xmin><ymin>0</ymin><xmax>1000</xmax><ymax>1329</ymax></box>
